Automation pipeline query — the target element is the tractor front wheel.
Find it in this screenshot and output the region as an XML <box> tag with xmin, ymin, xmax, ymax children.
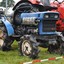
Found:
<box><xmin>19</xmin><ymin>35</ymin><xmax>39</xmax><ymax>59</ymax></box>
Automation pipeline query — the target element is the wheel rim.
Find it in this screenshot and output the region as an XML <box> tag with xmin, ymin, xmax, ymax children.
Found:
<box><xmin>22</xmin><ymin>40</ymin><xmax>32</xmax><ymax>56</ymax></box>
<box><xmin>0</xmin><ymin>30</ymin><xmax>4</xmax><ymax>47</ymax></box>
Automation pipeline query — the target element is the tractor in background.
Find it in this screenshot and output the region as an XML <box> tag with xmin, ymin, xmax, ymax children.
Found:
<box><xmin>50</xmin><ymin>0</ymin><xmax>64</xmax><ymax>32</ymax></box>
<box><xmin>0</xmin><ymin>0</ymin><xmax>59</xmax><ymax>58</ymax></box>
<box><xmin>50</xmin><ymin>0</ymin><xmax>64</xmax><ymax>54</ymax></box>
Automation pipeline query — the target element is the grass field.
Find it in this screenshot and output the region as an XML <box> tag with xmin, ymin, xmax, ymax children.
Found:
<box><xmin>0</xmin><ymin>41</ymin><xmax>64</xmax><ymax>64</ymax></box>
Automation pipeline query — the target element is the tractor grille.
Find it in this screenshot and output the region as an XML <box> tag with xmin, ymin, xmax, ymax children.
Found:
<box><xmin>43</xmin><ymin>21</ymin><xmax>56</xmax><ymax>32</ymax></box>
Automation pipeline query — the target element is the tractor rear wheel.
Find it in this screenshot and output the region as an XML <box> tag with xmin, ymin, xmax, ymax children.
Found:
<box><xmin>0</xmin><ymin>23</ymin><xmax>13</xmax><ymax>51</ymax></box>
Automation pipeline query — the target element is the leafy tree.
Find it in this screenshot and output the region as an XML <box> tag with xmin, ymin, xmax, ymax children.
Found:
<box><xmin>0</xmin><ymin>0</ymin><xmax>15</xmax><ymax>7</ymax></box>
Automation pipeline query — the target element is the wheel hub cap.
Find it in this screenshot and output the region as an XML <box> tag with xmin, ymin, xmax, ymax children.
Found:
<box><xmin>22</xmin><ymin>40</ymin><xmax>32</xmax><ymax>55</ymax></box>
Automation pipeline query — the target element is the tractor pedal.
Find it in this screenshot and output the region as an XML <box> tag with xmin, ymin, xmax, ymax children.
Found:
<box><xmin>12</xmin><ymin>35</ymin><xmax>21</xmax><ymax>38</ymax></box>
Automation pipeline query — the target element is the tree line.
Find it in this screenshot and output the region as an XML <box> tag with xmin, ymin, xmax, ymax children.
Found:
<box><xmin>0</xmin><ymin>0</ymin><xmax>15</xmax><ymax>7</ymax></box>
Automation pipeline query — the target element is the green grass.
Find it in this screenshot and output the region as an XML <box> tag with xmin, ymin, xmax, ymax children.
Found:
<box><xmin>0</xmin><ymin>41</ymin><xmax>64</xmax><ymax>64</ymax></box>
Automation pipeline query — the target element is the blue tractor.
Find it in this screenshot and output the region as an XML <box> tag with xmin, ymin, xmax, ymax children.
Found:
<box><xmin>0</xmin><ymin>0</ymin><xmax>59</xmax><ymax>58</ymax></box>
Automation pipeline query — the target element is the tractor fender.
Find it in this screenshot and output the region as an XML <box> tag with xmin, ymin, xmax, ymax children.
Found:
<box><xmin>1</xmin><ymin>17</ymin><xmax>14</xmax><ymax>36</ymax></box>
<box><xmin>13</xmin><ymin>0</ymin><xmax>41</xmax><ymax>11</ymax></box>
<box><xmin>13</xmin><ymin>0</ymin><xmax>32</xmax><ymax>11</ymax></box>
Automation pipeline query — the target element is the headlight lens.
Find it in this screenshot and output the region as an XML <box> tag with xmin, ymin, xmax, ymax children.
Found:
<box><xmin>44</xmin><ymin>15</ymin><xmax>49</xmax><ymax>18</ymax></box>
<box><xmin>44</xmin><ymin>14</ymin><xmax>59</xmax><ymax>19</ymax></box>
<box><xmin>54</xmin><ymin>15</ymin><xmax>58</xmax><ymax>18</ymax></box>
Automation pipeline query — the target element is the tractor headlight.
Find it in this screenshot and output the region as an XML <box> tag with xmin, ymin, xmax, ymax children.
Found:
<box><xmin>43</xmin><ymin>13</ymin><xmax>59</xmax><ymax>20</ymax></box>
<box><xmin>44</xmin><ymin>15</ymin><xmax>49</xmax><ymax>18</ymax></box>
<box><xmin>54</xmin><ymin>15</ymin><xmax>59</xmax><ymax>18</ymax></box>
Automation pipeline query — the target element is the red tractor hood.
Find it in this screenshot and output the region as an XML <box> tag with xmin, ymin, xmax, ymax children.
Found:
<box><xmin>58</xmin><ymin>3</ymin><xmax>64</xmax><ymax>19</ymax></box>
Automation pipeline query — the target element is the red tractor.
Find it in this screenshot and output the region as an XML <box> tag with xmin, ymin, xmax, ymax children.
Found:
<box><xmin>50</xmin><ymin>0</ymin><xmax>64</xmax><ymax>32</ymax></box>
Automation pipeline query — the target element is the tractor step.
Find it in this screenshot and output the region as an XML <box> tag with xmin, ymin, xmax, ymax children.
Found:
<box><xmin>11</xmin><ymin>35</ymin><xmax>21</xmax><ymax>41</ymax></box>
<box><xmin>12</xmin><ymin>35</ymin><xmax>21</xmax><ymax>38</ymax></box>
